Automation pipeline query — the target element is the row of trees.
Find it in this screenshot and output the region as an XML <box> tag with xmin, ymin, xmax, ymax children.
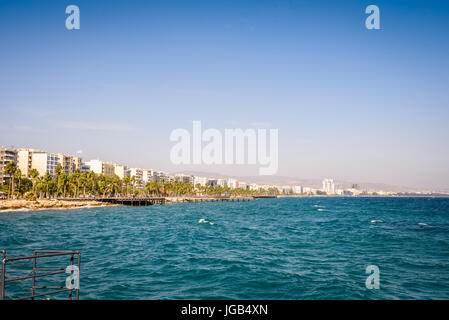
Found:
<box><xmin>1</xmin><ymin>162</ymin><xmax>275</xmax><ymax>200</ymax></box>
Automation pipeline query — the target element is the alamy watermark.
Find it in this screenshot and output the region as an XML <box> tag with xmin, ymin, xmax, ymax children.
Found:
<box><xmin>365</xmin><ymin>265</ymin><xmax>380</xmax><ymax>289</ymax></box>
<box><xmin>65</xmin><ymin>265</ymin><xmax>80</xmax><ymax>290</ymax></box>
<box><xmin>365</xmin><ymin>5</ymin><xmax>380</xmax><ymax>30</ymax></box>
<box><xmin>169</xmin><ymin>121</ymin><xmax>278</xmax><ymax>175</ymax></box>
<box><xmin>65</xmin><ymin>5</ymin><xmax>80</xmax><ymax>30</ymax></box>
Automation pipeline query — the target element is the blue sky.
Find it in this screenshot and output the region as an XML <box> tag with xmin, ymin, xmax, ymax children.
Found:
<box><xmin>1</xmin><ymin>0</ymin><xmax>448</xmax><ymax>189</ymax></box>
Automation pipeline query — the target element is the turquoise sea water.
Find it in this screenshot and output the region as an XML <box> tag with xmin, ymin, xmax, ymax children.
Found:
<box><xmin>1</xmin><ymin>197</ymin><xmax>449</xmax><ymax>299</ymax></box>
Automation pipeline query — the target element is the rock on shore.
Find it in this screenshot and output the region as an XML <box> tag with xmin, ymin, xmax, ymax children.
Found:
<box><xmin>0</xmin><ymin>199</ymin><xmax>115</xmax><ymax>211</ymax></box>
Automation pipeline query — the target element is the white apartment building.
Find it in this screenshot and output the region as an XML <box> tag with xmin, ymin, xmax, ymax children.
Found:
<box><xmin>153</xmin><ymin>171</ymin><xmax>173</xmax><ymax>183</ymax></box>
<box><xmin>129</xmin><ymin>168</ymin><xmax>143</xmax><ymax>186</ymax></box>
<box><xmin>249</xmin><ymin>183</ymin><xmax>260</xmax><ymax>191</ymax></box>
<box><xmin>0</xmin><ymin>147</ymin><xmax>17</xmax><ymax>184</ymax></box>
<box><xmin>217</xmin><ymin>179</ymin><xmax>227</xmax><ymax>187</ymax></box>
<box><xmin>239</xmin><ymin>182</ymin><xmax>248</xmax><ymax>190</ymax></box>
<box><xmin>322</xmin><ymin>178</ymin><xmax>336</xmax><ymax>195</ymax></box>
<box><xmin>16</xmin><ymin>148</ymin><xmax>39</xmax><ymax>177</ymax></box>
<box><xmin>114</xmin><ymin>164</ymin><xmax>129</xmax><ymax>179</ymax></box>
<box><xmin>85</xmin><ymin>159</ymin><xmax>115</xmax><ymax>177</ymax></box>
<box><xmin>31</xmin><ymin>152</ymin><xmax>60</xmax><ymax>176</ymax></box>
<box><xmin>193</xmin><ymin>176</ymin><xmax>207</xmax><ymax>187</ymax></box>
<box><xmin>227</xmin><ymin>178</ymin><xmax>238</xmax><ymax>189</ymax></box>
<box><xmin>292</xmin><ymin>185</ymin><xmax>303</xmax><ymax>194</ymax></box>
<box><xmin>142</xmin><ymin>169</ymin><xmax>153</xmax><ymax>183</ymax></box>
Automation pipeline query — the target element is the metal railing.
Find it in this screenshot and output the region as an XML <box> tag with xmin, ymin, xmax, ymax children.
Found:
<box><xmin>0</xmin><ymin>250</ymin><xmax>80</xmax><ymax>300</ymax></box>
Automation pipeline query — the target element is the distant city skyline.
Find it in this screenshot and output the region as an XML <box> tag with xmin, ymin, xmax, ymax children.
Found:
<box><xmin>1</xmin><ymin>0</ymin><xmax>449</xmax><ymax>190</ymax></box>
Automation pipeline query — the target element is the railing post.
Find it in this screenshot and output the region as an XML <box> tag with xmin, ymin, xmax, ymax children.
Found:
<box><xmin>0</xmin><ymin>250</ymin><xmax>6</xmax><ymax>300</ymax></box>
<box><xmin>76</xmin><ymin>252</ymin><xmax>81</xmax><ymax>300</ymax></box>
<box><xmin>68</xmin><ymin>254</ymin><xmax>74</xmax><ymax>300</ymax></box>
<box><xmin>31</xmin><ymin>252</ymin><xmax>37</xmax><ymax>300</ymax></box>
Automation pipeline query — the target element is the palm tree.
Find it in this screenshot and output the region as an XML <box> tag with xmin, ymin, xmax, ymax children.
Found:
<box><xmin>29</xmin><ymin>168</ymin><xmax>39</xmax><ymax>197</ymax></box>
<box><xmin>14</xmin><ymin>168</ymin><xmax>22</xmax><ymax>198</ymax></box>
<box><xmin>55</xmin><ymin>165</ymin><xmax>63</xmax><ymax>196</ymax></box>
<box><xmin>79</xmin><ymin>172</ymin><xmax>88</xmax><ymax>197</ymax></box>
<box><xmin>123</xmin><ymin>176</ymin><xmax>130</xmax><ymax>197</ymax></box>
<box><xmin>43</xmin><ymin>172</ymin><xmax>52</xmax><ymax>198</ymax></box>
<box><xmin>4</xmin><ymin>161</ymin><xmax>17</xmax><ymax>199</ymax></box>
<box><xmin>130</xmin><ymin>176</ymin><xmax>136</xmax><ymax>196</ymax></box>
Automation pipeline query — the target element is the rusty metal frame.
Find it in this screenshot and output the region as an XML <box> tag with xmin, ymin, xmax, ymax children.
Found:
<box><xmin>0</xmin><ymin>250</ymin><xmax>81</xmax><ymax>300</ymax></box>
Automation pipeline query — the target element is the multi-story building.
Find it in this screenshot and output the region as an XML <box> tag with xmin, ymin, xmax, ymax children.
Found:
<box><xmin>102</xmin><ymin>162</ymin><xmax>115</xmax><ymax>178</ymax></box>
<box><xmin>239</xmin><ymin>182</ymin><xmax>248</xmax><ymax>190</ymax></box>
<box><xmin>16</xmin><ymin>148</ymin><xmax>39</xmax><ymax>177</ymax></box>
<box><xmin>227</xmin><ymin>178</ymin><xmax>238</xmax><ymax>189</ymax></box>
<box><xmin>217</xmin><ymin>179</ymin><xmax>227</xmax><ymax>187</ymax></box>
<box><xmin>142</xmin><ymin>169</ymin><xmax>153</xmax><ymax>183</ymax></box>
<box><xmin>114</xmin><ymin>164</ymin><xmax>128</xmax><ymax>179</ymax></box>
<box><xmin>292</xmin><ymin>185</ymin><xmax>303</xmax><ymax>194</ymax></box>
<box><xmin>85</xmin><ymin>159</ymin><xmax>115</xmax><ymax>177</ymax></box>
<box><xmin>129</xmin><ymin>168</ymin><xmax>143</xmax><ymax>186</ymax></box>
<box><xmin>322</xmin><ymin>178</ymin><xmax>336</xmax><ymax>195</ymax></box>
<box><xmin>31</xmin><ymin>152</ymin><xmax>60</xmax><ymax>176</ymax></box>
<box><xmin>174</xmin><ymin>174</ymin><xmax>193</xmax><ymax>184</ymax></box>
<box><xmin>193</xmin><ymin>176</ymin><xmax>207</xmax><ymax>187</ymax></box>
<box><xmin>57</xmin><ymin>154</ymin><xmax>75</xmax><ymax>175</ymax></box>
<box><xmin>207</xmin><ymin>179</ymin><xmax>218</xmax><ymax>187</ymax></box>
<box><xmin>0</xmin><ymin>148</ymin><xmax>17</xmax><ymax>184</ymax></box>
<box><xmin>153</xmin><ymin>171</ymin><xmax>173</xmax><ymax>183</ymax></box>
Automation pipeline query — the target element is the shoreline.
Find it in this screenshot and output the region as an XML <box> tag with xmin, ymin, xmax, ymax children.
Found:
<box><xmin>0</xmin><ymin>199</ymin><xmax>117</xmax><ymax>213</ymax></box>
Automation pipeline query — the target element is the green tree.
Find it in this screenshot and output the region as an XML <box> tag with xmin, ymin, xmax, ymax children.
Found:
<box><xmin>4</xmin><ymin>161</ymin><xmax>17</xmax><ymax>199</ymax></box>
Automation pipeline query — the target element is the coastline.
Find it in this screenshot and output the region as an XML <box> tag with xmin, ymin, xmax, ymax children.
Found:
<box><xmin>0</xmin><ymin>199</ymin><xmax>117</xmax><ymax>213</ymax></box>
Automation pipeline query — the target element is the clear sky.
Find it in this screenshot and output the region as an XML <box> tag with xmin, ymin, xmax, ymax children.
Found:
<box><xmin>1</xmin><ymin>0</ymin><xmax>448</xmax><ymax>190</ymax></box>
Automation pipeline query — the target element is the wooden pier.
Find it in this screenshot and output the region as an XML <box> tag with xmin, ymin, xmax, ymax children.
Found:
<box><xmin>59</xmin><ymin>197</ymin><xmax>166</xmax><ymax>206</ymax></box>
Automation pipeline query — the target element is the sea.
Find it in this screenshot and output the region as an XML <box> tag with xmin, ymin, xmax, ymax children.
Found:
<box><xmin>1</xmin><ymin>197</ymin><xmax>449</xmax><ymax>299</ymax></box>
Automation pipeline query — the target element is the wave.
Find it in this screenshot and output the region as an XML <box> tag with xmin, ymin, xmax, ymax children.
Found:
<box><xmin>198</xmin><ymin>218</ymin><xmax>215</xmax><ymax>225</ymax></box>
<box><xmin>0</xmin><ymin>208</ymin><xmax>31</xmax><ymax>213</ymax></box>
<box><xmin>371</xmin><ymin>219</ymin><xmax>384</xmax><ymax>224</ymax></box>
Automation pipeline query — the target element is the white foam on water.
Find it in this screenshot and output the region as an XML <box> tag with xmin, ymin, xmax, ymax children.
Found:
<box><xmin>371</xmin><ymin>219</ymin><xmax>383</xmax><ymax>224</ymax></box>
<box><xmin>418</xmin><ymin>223</ymin><xmax>428</xmax><ymax>226</ymax></box>
<box><xmin>0</xmin><ymin>208</ymin><xmax>31</xmax><ymax>213</ymax></box>
<box><xmin>317</xmin><ymin>208</ymin><xmax>328</xmax><ymax>212</ymax></box>
<box><xmin>198</xmin><ymin>218</ymin><xmax>215</xmax><ymax>225</ymax></box>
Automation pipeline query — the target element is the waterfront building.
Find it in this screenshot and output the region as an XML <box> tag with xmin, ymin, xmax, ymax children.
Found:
<box><xmin>174</xmin><ymin>174</ymin><xmax>193</xmax><ymax>184</ymax></box>
<box><xmin>239</xmin><ymin>182</ymin><xmax>248</xmax><ymax>190</ymax></box>
<box><xmin>72</xmin><ymin>157</ymin><xmax>89</xmax><ymax>173</ymax></box>
<box><xmin>249</xmin><ymin>183</ymin><xmax>259</xmax><ymax>191</ymax></box>
<box><xmin>153</xmin><ymin>171</ymin><xmax>173</xmax><ymax>183</ymax></box>
<box><xmin>217</xmin><ymin>179</ymin><xmax>227</xmax><ymax>187</ymax></box>
<box><xmin>207</xmin><ymin>179</ymin><xmax>218</xmax><ymax>187</ymax></box>
<box><xmin>193</xmin><ymin>176</ymin><xmax>207</xmax><ymax>187</ymax></box>
<box><xmin>322</xmin><ymin>178</ymin><xmax>336</xmax><ymax>195</ymax></box>
<box><xmin>57</xmin><ymin>154</ymin><xmax>76</xmax><ymax>175</ymax></box>
<box><xmin>0</xmin><ymin>147</ymin><xmax>17</xmax><ymax>184</ymax></box>
<box><xmin>129</xmin><ymin>168</ymin><xmax>143</xmax><ymax>186</ymax></box>
<box><xmin>142</xmin><ymin>169</ymin><xmax>153</xmax><ymax>183</ymax></box>
<box><xmin>227</xmin><ymin>178</ymin><xmax>238</xmax><ymax>189</ymax></box>
<box><xmin>31</xmin><ymin>152</ymin><xmax>60</xmax><ymax>176</ymax></box>
<box><xmin>114</xmin><ymin>164</ymin><xmax>129</xmax><ymax>179</ymax></box>
<box><xmin>292</xmin><ymin>185</ymin><xmax>303</xmax><ymax>194</ymax></box>
<box><xmin>85</xmin><ymin>159</ymin><xmax>115</xmax><ymax>177</ymax></box>
<box><xmin>16</xmin><ymin>148</ymin><xmax>39</xmax><ymax>177</ymax></box>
